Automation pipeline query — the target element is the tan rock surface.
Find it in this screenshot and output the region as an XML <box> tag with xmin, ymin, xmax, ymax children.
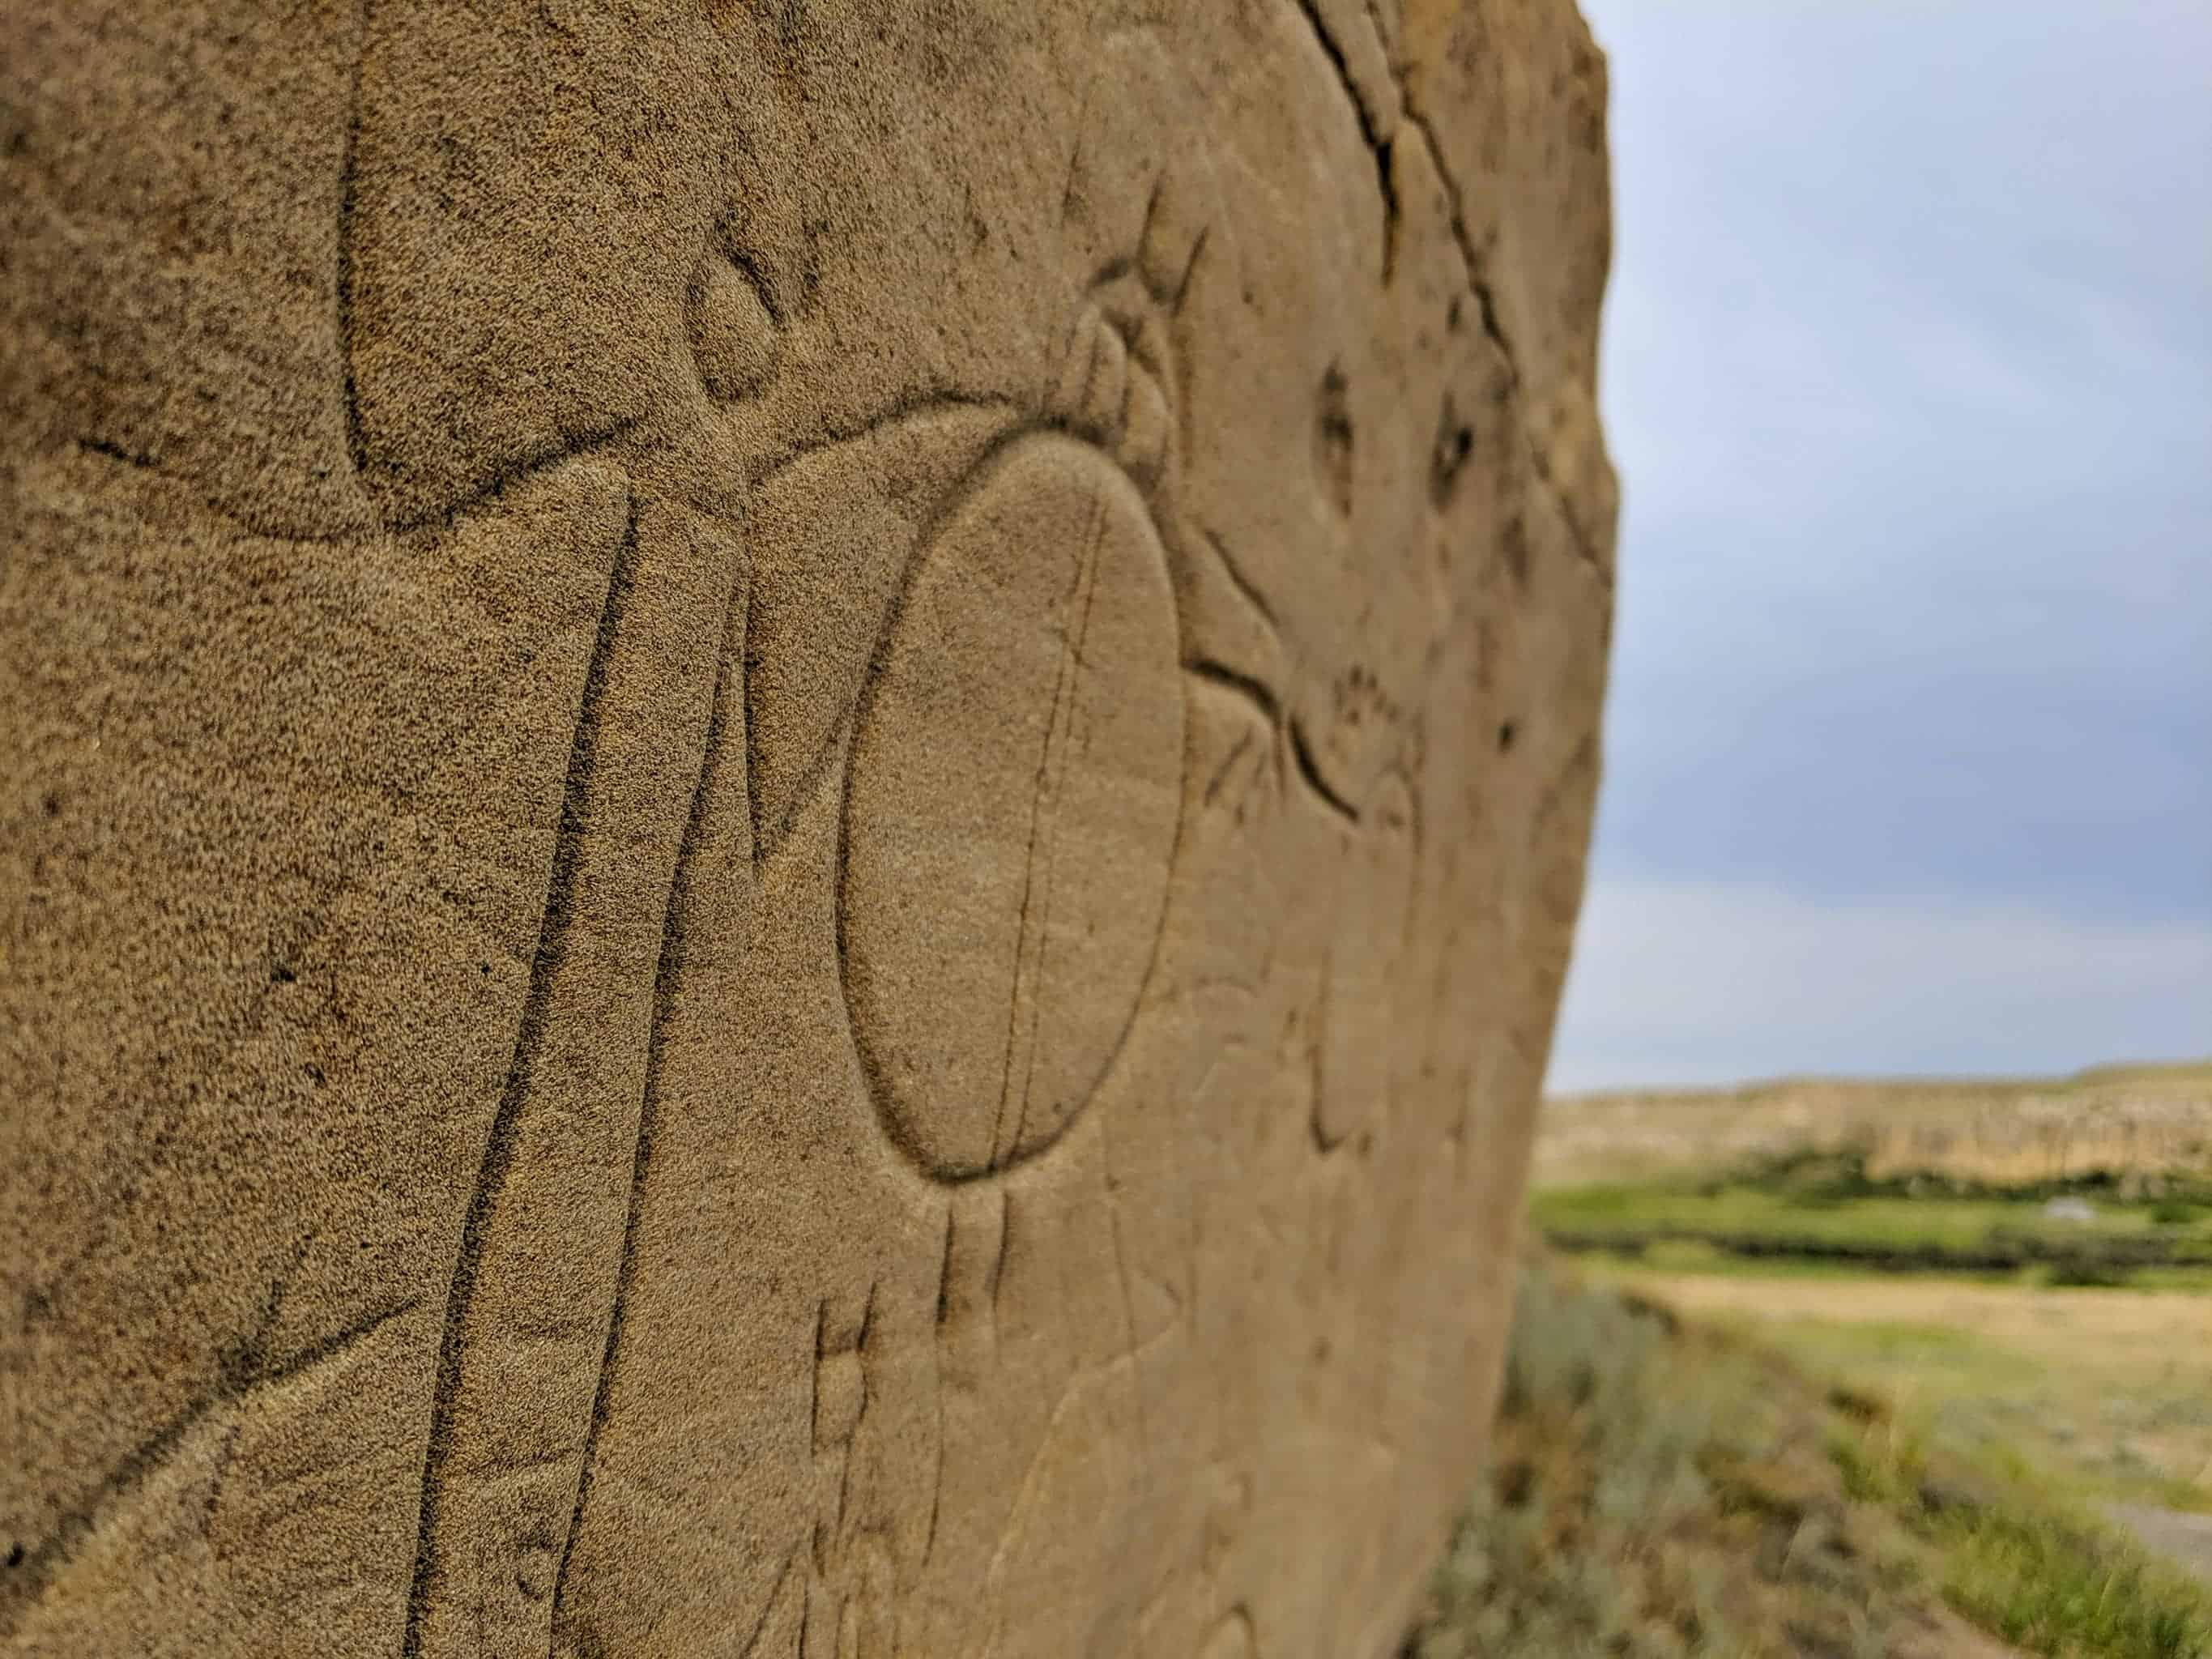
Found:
<box><xmin>1</xmin><ymin>2</ymin><xmax>1615</xmax><ymax>1654</ymax></box>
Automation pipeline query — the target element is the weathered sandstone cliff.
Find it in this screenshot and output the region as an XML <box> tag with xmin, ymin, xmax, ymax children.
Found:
<box><xmin>1</xmin><ymin>3</ymin><xmax>1614</xmax><ymax>1653</ymax></box>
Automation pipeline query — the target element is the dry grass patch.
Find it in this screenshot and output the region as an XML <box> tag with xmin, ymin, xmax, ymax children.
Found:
<box><xmin>1599</xmin><ymin>1273</ymin><xmax>2212</xmax><ymax>1513</ymax></box>
<box><xmin>1404</xmin><ymin>1260</ymin><xmax>2212</xmax><ymax>1658</ymax></box>
<box><xmin>1404</xmin><ymin>1265</ymin><xmax>1976</xmax><ymax>1657</ymax></box>
<box><xmin>1535</xmin><ymin>1064</ymin><xmax>2212</xmax><ymax>1193</ymax></box>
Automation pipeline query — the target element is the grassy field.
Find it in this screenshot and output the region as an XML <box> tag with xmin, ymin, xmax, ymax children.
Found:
<box><xmin>1534</xmin><ymin>1176</ymin><xmax>2212</xmax><ymax>1283</ymax></box>
<box><xmin>1584</xmin><ymin>1270</ymin><xmax>2212</xmax><ymax>1519</ymax></box>
<box><xmin>1530</xmin><ymin>1064</ymin><xmax>2212</xmax><ymax>1496</ymax></box>
<box><xmin>1404</xmin><ymin>1260</ymin><xmax>2212</xmax><ymax>1658</ymax></box>
<box><xmin>1442</xmin><ymin>1060</ymin><xmax>2212</xmax><ymax>1654</ymax></box>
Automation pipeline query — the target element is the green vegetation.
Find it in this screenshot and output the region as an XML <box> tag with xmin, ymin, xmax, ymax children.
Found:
<box><xmin>1404</xmin><ymin>1262</ymin><xmax>2212</xmax><ymax>1658</ymax></box>
<box><xmin>1549</xmin><ymin>1160</ymin><xmax>2212</xmax><ymax>1515</ymax></box>
<box><xmin>1829</xmin><ymin>1409</ymin><xmax>2212</xmax><ymax>1658</ymax></box>
<box><xmin>1483</xmin><ymin>1062</ymin><xmax>2212</xmax><ymax>1653</ymax></box>
<box><xmin>1531</xmin><ymin>1164</ymin><xmax>2212</xmax><ymax>1285</ymax></box>
<box><xmin>1404</xmin><ymin>1263</ymin><xmax>1937</xmax><ymax>1658</ymax></box>
<box><xmin>1627</xmin><ymin>1277</ymin><xmax>2212</xmax><ymax>1519</ymax></box>
<box><xmin>1728</xmin><ymin>1145</ymin><xmax>2212</xmax><ymax>1209</ymax></box>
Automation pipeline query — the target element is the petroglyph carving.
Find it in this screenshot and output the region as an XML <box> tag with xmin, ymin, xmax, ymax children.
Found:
<box><xmin>841</xmin><ymin>435</ymin><xmax>1184</xmax><ymax>1182</ymax></box>
<box><xmin>691</xmin><ymin>247</ymin><xmax>784</xmax><ymax>405</ymax></box>
<box><xmin>748</xmin><ymin>168</ymin><xmax>1225</xmax><ymax>1186</ymax></box>
<box><xmin>1314</xmin><ymin>772</ymin><xmax>1421</xmax><ymax>1151</ymax></box>
<box><xmin>405</xmin><ymin>497</ymin><xmax>748</xmax><ymax>1659</ymax></box>
<box><xmin>2</xmin><ymin>2</ymin><xmax>1615</xmax><ymax>1655</ymax></box>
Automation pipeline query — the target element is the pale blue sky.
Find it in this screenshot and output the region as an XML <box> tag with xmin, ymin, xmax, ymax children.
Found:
<box><xmin>1548</xmin><ymin>1</ymin><xmax>2211</xmax><ymax>1090</ymax></box>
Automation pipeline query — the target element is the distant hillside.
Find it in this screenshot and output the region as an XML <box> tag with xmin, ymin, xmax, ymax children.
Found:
<box><xmin>1533</xmin><ymin>1062</ymin><xmax>2212</xmax><ymax>1191</ymax></box>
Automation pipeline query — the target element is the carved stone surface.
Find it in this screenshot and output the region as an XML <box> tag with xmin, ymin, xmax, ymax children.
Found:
<box><xmin>0</xmin><ymin>2</ymin><xmax>1615</xmax><ymax>1655</ymax></box>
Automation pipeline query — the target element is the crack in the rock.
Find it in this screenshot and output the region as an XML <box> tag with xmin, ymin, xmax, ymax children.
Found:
<box><xmin>1309</xmin><ymin>0</ymin><xmax>1613</xmax><ymax>584</ymax></box>
<box><xmin>1392</xmin><ymin>99</ymin><xmax>1612</xmax><ymax>584</ymax></box>
<box><xmin>1290</xmin><ymin>0</ymin><xmax>1401</xmax><ymax>279</ymax></box>
<box><xmin>1394</xmin><ymin>106</ymin><xmax>1515</xmax><ymax>382</ymax></box>
<box><xmin>1525</xmin><ymin>440</ymin><xmax>1608</xmax><ymax>574</ymax></box>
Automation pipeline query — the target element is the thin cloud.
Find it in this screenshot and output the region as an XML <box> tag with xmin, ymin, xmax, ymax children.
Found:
<box><xmin>1549</xmin><ymin>876</ymin><xmax>2212</xmax><ymax>1094</ymax></box>
<box><xmin>1550</xmin><ymin>0</ymin><xmax>2210</xmax><ymax>1085</ymax></box>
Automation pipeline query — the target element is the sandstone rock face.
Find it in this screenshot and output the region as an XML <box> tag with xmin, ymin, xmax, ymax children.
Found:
<box><xmin>0</xmin><ymin>3</ymin><xmax>1615</xmax><ymax>1655</ymax></box>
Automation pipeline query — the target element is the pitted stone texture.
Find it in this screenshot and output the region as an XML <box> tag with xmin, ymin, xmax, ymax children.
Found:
<box><xmin>1</xmin><ymin>3</ymin><xmax>1615</xmax><ymax>1656</ymax></box>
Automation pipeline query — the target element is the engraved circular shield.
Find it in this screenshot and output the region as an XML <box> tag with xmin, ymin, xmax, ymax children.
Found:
<box><xmin>840</xmin><ymin>434</ymin><xmax>1183</xmax><ymax>1180</ymax></box>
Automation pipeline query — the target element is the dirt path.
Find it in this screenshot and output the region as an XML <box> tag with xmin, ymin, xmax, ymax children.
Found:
<box><xmin>1588</xmin><ymin>1272</ymin><xmax>2212</xmax><ymax>1351</ymax></box>
<box><xmin>1920</xmin><ymin>1608</ymin><xmax>2031</xmax><ymax>1658</ymax></box>
<box><xmin>2108</xmin><ymin>1503</ymin><xmax>2212</xmax><ymax>1589</ymax></box>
